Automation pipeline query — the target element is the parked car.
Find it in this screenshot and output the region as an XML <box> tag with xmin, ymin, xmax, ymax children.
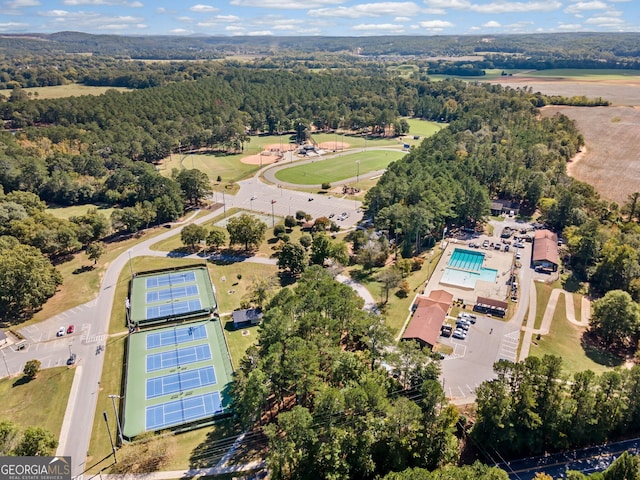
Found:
<box><xmin>452</xmin><ymin>330</ymin><xmax>467</xmax><ymax>340</ymax></box>
<box><xmin>67</xmin><ymin>325</ymin><xmax>75</xmax><ymax>334</ymax></box>
<box><xmin>514</xmin><ymin>242</ymin><xmax>525</xmax><ymax>248</ymax></box>
<box><xmin>66</xmin><ymin>353</ymin><xmax>77</xmax><ymax>365</ymax></box>
<box><xmin>57</xmin><ymin>327</ymin><xmax>65</xmax><ymax>337</ymax></box>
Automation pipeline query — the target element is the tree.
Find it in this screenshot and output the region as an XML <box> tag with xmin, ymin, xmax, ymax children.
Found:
<box><xmin>176</xmin><ymin>169</ymin><xmax>212</xmax><ymax>206</ymax></box>
<box><xmin>311</xmin><ymin>233</ymin><xmax>332</xmax><ymax>265</ymax></box>
<box><xmin>181</xmin><ymin>223</ymin><xmax>207</xmax><ymax>249</ymax></box>
<box><xmin>14</xmin><ymin>426</ymin><xmax>58</xmax><ymax>456</ymax></box>
<box><xmin>23</xmin><ymin>359</ymin><xmax>41</xmax><ymax>379</ymax></box>
<box><xmin>284</xmin><ymin>215</ymin><xmax>297</xmax><ymax>230</ymax></box>
<box><xmin>299</xmin><ymin>233</ymin><xmax>312</xmax><ymax>249</ymax></box>
<box><xmin>0</xmin><ymin>244</ymin><xmax>62</xmax><ymax>321</ymax></box>
<box><xmin>589</xmin><ymin>290</ymin><xmax>640</xmax><ymax>347</ymax></box>
<box><xmin>313</xmin><ymin>216</ymin><xmax>330</xmax><ymax>232</ymax></box>
<box><xmin>277</xmin><ymin>242</ymin><xmax>307</xmax><ymax>276</ymax></box>
<box><xmin>86</xmin><ymin>242</ymin><xmax>105</xmax><ymax>265</ymax></box>
<box><xmin>377</xmin><ymin>267</ymin><xmax>402</xmax><ymax>303</ymax></box>
<box><xmin>206</xmin><ymin>229</ymin><xmax>226</xmax><ymax>251</ymax></box>
<box><xmin>0</xmin><ymin>420</ymin><xmax>19</xmax><ymax>455</ymax></box>
<box><xmin>603</xmin><ymin>451</ymin><xmax>639</xmax><ymax>480</ymax></box>
<box><xmin>227</xmin><ymin>213</ymin><xmax>267</xmax><ymax>251</ymax></box>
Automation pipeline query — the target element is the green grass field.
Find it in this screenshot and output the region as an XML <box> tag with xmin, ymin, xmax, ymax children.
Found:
<box><xmin>529</xmin><ymin>294</ymin><xmax>621</xmax><ymax>375</ymax></box>
<box><xmin>0</xmin><ymin>367</ymin><xmax>75</xmax><ymax>439</ymax></box>
<box><xmin>274</xmin><ymin>150</ymin><xmax>406</xmax><ymax>185</ymax></box>
<box><xmin>46</xmin><ymin>204</ymin><xmax>114</xmax><ymax>220</ymax></box>
<box><xmin>0</xmin><ymin>84</ymin><xmax>131</xmax><ymax>99</ymax></box>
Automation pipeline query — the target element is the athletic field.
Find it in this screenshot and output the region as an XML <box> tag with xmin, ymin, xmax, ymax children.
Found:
<box><xmin>121</xmin><ymin>319</ymin><xmax>234</xmax><ymax>438</ymax></box>
<box><xmin>129</xmin><ymin>265</ymin><xmax>217</xmax><ymax>328</ymax></box>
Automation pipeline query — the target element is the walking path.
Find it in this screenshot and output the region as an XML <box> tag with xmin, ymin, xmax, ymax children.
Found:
<box><xmin>519</xmin><ymin>285</ymin><xmax>590</xmax><ymax>361</ymax></box>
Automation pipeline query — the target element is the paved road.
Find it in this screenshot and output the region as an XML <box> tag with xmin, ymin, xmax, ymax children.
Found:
<box><xmin>498</xmin><ymin>436</ymin><xmax>640</xmax><ymax>479</ymax></box>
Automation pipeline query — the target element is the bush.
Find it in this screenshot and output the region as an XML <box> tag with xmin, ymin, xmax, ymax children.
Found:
<box><xmin>285</xmin><ymin>215</ymin><xmax>297</xmax><ymax>229</ymax></box>
<box><xmin>411</xmin><ymin>257</ymin><xmax>425</xmax><ymax>271</ymax></box>
<box><xmin>274</xmin><ymin>224</ymin><xmax>286</xmax><ymax>237</ymax></box>
<box><xmin>295</xmin><ymin>210</ymin><xmax>307</xmax><ymax>220</ymax></box>
<box><xmin>300</xmin><ymin>233</ymin><xmax>312</xmax><ymax>248</ymax></box>
<box><xmin>321</xmin><ymin>182</ymin><xmax>331</xmax><ymax>190</ymax></box>
<box><xmin>396</xmin><ymin>280</ymin><xmax>411</xmax><ymax>298</ymax></box>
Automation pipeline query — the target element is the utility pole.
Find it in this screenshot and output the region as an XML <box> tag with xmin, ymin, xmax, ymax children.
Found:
<box><xmin>271</xmin><ymin>200</ymin><xmax>276</xmax><ymax>227</ymax></box>
<box><xmin>128</xmin><ymin>250</ymin><xmax>133</xmax><ymax>276</ymax></box>
<box><xmin>103</xmin><ymin>411</ymin><xmax>117</xmax><ymax>463</ymax></box>
<box><xmin>2</xmin><ymin>350</ymin><xmax>9</xmax><ymax>377</ymax></box>
<box><xmin>108</xmin><ymin>394</ymin><xmax>124</xmax><ymax>446</ymax></box>
<box><xmin>222</xmin><ymin>190</ymin><xmax>226</xmax><ymax>217</ymax></box>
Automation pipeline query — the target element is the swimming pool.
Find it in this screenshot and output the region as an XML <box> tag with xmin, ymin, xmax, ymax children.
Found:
<box><xmin>448</xmin><ymin>248</ymin><xmax>485</xmax><ymax>271</ymax></box>
<box><xmin>441</xmin><ymin>248</ymin><xmax>498</xmax><ymax>289</ymax></box>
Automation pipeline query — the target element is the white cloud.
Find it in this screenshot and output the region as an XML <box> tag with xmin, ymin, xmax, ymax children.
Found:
<box><xmin>483</xmin><ymin>20</ymin><xmax>500</xmax><ymax>27</ymax></box>
<box><xmin>470</xmin><ymin>1</ymin><xmax>562</xmax><ymax>14</ymax></box>
<box><xmin>0</xmin><ymin>21</ymin><xmax>30</xmax><ymax>30</ymax></box>
<box><xmin>177</xmin><ymin>16</ymin><xmax>193</xmax><ymax>22</ymax></box>
<box><xmin>584</xmin><ymin>15</ymin><xmax>625</xmax><ymax>26</ymax></box>
<box><xmin>247</xmin><ymin>30</ymin><xmax>274</xmax><ymax>35</ymax></box>
<box><xmin>423</xmin><ymin>0</ymin><xmax>469</xmax><ymax>8</ymax></box>
<box><xmin>418</xmin><ymin>19</ymin><xmax>453</xmax><ymax>28</ymax></box>
<box><xmin>310</xmin><ymin>2</ymin><xmax>421</xmax><ymax>18</ymax></box>
<box><xmin>352</xmin><ymin>23</ymin><xmax>406</xmax><ymax>31</ymax></box>
<box><xmin>170</xmin><ymin>28</ymin><xmax>192</xmax><ymax>34</ymax></box>
<box><xmin>216</xmin><ymin>14</ymin><xmax>240</xmax><ymax>21</ymax></box>
<box><xmin>5</xmin><ymin>0</ymin><xmax>40</xmax><ymax>7</ymax></box>
<box><xmin>395</xmin><ymin>16</ymin><xmax>411</xmax><ymax>21</ymax></box>
<box><xmin>225</xmin><ymin>25</ymin><xmax>245</xmax><ymax>31</ymax></box>
<box><xmin>62</xmin><ymin>0</ymin><xmax>143</xmax><ymax>5</ymax></box>
<box><xmin>564</xmin><ymin>1</ymin><xmax>607</xmax><ymax>15</ymax></box>
<box><xmin>556</xmin><ymin>23</ymin><xmax>585</xmax><ymax>30</ymax></box>
<box><xmin>273</xmin><ymin>24</ymin><xmax>296</xmax><ymax>29</ymax></box>
<box><xmin>231</xmin><ymin>0</ymin><xmax>343</xmax><ymax>8</ymax></box>
<box><xmin>189</xmin><ymin>4</ymin><xmax>219</xmax><ymax>13</ymax></box>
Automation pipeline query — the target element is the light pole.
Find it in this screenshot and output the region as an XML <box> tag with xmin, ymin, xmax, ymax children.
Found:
<box><xmin>127</xmin><ymin>250</ymin><xmax>133</xmax><ymax>277</ymax></box>
<box><xmin>103</xmin><ymin>411</ymin><xmax>117</xmax><ymax>462</ymax></box>
<box><xmin>2</xmin><ymin>350</ymin><xmax>9</xmax><ymax>377</ymax></box>
<box><xmin>250</xmin><ymin>197</ymin><xmax>254</xmax><ymax>210</ymax></box>
<box><xmin>356</xmin><ymin>160</ymin><xmax>360</xmax><ymax>187</ymax></box>
<box><xmin>222</xmin><ymin>190</ymin><xmax>226</xmax><ymax>217</ymax></box>
<box><xmin>271</xmin><ymin>200</ymin><xmax>276</xmax><ymax>227</ymax></box>
<box><xmin>108</xmin><ymin>394</ymin><xmax>124</xmax><ymax>446</ymax></box>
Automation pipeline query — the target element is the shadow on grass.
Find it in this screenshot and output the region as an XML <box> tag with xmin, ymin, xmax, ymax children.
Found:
<box><xmin>562</xmin><ymin>273</ymin><xmax>584</xmax><ymax>293</ymax></box>
<box><xmin>73</xmin><ymin>265</ymin><xmax>94</xmax><ymax>275</ymax></box>
<box><xmin>189</xmin><ymin>419</ymin><xmax>240</xmax><ymax>469</ymax></box>
<box><xmin>580</xmin><ymin>332</ymin><xmax>624</xmax><ymax>368</ymax></box>
<box><xmin>84</xmin><ymin>454</ymin><xmax>116</xmax><ymax>478</ymax></box>
<box><xmin>12</xmin><ymin>375</ymin><xmax>32</xmax><ymax>387</ymax></box>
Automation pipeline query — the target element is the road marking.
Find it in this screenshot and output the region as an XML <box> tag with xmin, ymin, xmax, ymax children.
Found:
<box><xmin>81</xmin><ymin>334</ymin><xmax>107</xmax><ymax>344</ymax></box>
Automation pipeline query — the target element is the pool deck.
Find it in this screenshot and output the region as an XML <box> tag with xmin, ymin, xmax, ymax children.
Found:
<box><xmin>424</xmin><ymin>239</ymin><xmax>515</xmax><ymax>306</ymax></box>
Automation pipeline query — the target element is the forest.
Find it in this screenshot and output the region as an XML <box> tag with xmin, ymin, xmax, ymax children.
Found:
<box><xmin>1</xmin><ymin>35</ymin><xmax>640</xmax><ymax>478</ymax></box>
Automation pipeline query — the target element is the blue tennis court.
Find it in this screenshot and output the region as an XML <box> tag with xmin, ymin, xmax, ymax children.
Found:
<box><xmin>146</xmin><ymin>285</ymin><xmax>199</xmax><ymax>304</ymax></box>
<box><xmin>146</xmin><ymin>299</ymin><xmax>202</xmax><ymax>320</ymax></box>
<box><xmin>146</xmin><ymin>271</ymin><xmax>197</xmax><ymax>288</ymax></box>
<box><xmin>145</xmin><ymin>392</ymin><xmax>223</xmax><ymax>430</ymax></box>
<box><xmin>146</xmin><ymin>325</ymin><xmax>208</xmax><ymax>349</ymax></box>
<box><xmin>146</xmin><ymin>366</ymin><xmax>217</xmax><ymax>399</ymax></box>
<box><xmin>146</xmin><ymin>344</ymin><xmax>212</xmax><ymax>372</ymax></box>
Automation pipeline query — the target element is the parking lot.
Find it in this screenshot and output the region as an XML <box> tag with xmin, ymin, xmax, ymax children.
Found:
<box><xmin>439</xmin><ymin>313</ymin><xmax>520</xmax><ymax>399</ymax></box>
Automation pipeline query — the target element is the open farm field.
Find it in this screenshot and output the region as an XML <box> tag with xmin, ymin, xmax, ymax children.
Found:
<box><xmin>541</xmin><ymin>105</ymin><xmax>640</xmax><ymax>204</ymax></box>
<box><xmin>488</xmin><ymin>71</ymin><xmax>640</xmax><ymax>106</ymax></box>
<box><xmin>0</xmin><ymin>84</ymin><xmax>131</xmax><ymax>99</ymax></box>
<box><xmin>274</xmin><ymin>150</ymin><xmax>405</xmax><ymax>185</ymax></box>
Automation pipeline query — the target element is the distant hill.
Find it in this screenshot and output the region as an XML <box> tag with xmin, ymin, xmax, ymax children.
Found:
<box><xmin>1</xmin><ymin>31</ymin><xmax>640</xmax><ymax>61</ymax></box>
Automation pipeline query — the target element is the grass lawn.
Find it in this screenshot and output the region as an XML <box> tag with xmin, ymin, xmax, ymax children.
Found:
<box><xmin>348</xmin><ymin>248</ymin><xmax>443</xmax><ymax>336</ymax></box>
<box><xmin>0</xmin><ymin>84</ymin><xmax>131</xmax><ymax>99</ymax></box>
<box><xmin>401</xmin><ymin>119</ymin><xmax>445</xmax><ymax>147</ymax></box>
<box><xmin>46</xmin><ymin>204</ymin><xmax>115</xmax><ymax>220</ymax></box>
<box><xmin>0</xmin><ymin>367</ymin><xmax>74</xmax><ymax>438</ymax></box>
<box><xmin>274</xmin><ymin>150</ymin><xmax>406</xmax><ymax>185</ymax></box>
<box><xmin>160</xmin><ymin>152</ymin><xmax>261</xmax><ymax>185</ymax></box>
<box><xmin>529</xmin><ymin>292</ymin><xmax>621</xmax><ymax>375</ymax></box>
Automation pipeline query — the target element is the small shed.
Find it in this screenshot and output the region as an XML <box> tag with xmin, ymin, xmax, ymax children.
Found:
<box><xmin>474</xmin><ymin>296</ymin><xmax>508</xmax><ymax>317</ymax></box>
<box><xmin>532</xmin><ymin>229</ymin><xmax>559</xmax><ymax>272</ymax></box>
<box><xmin>232</xmin><ymin>308</ymin><xmax>263</xmax><ymax>328</ymax></box>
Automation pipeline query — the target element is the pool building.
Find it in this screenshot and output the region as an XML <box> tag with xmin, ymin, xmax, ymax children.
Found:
<box><xmin>440</xmin><ymin>248</ymin><xmax>498</xmax><ymax>290</ymax></box>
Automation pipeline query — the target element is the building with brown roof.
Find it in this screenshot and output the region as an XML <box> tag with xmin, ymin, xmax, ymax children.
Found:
<box><xmin>402</xmin><ymin>290</ymin><xmax>453</xmax><ymax>349</ymax></box>
<box><xmin>532</xmin><ymin>229</ymin><xmax>559</xmax><ymax>272</ymax></box>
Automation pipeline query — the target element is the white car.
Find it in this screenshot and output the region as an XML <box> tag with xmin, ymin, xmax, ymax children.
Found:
<box><xmin>56</xmin><ymin>327</ymin><xmax>65</xmax><ymax>337</ymax></box>
<box><xmin>452</xmin><ymin>330</ymin><xmax>467</xmax><ymax>340</ymax></box>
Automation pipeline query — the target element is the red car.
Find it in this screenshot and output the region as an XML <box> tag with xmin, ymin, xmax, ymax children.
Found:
<box><xmin>67</xmin><ymin>325</ymin><xmax>75</xmax><ymax>334</ymax></box>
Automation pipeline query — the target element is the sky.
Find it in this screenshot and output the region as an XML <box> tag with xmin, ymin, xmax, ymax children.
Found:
<box><xmin>0</xmin><ymin>0</ymin><xmax>638</xmax><ymax>37</ymax></box>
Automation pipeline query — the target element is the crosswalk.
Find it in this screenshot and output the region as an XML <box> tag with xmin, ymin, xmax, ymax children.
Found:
<box><xmin>498</xmin><ymin>330</ymin><xmax>520</xmax><ymax>363</ymax></box>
